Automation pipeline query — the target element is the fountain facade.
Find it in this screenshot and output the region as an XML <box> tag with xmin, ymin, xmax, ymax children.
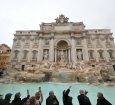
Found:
<box><xmin>2</xmin><ymin>15</ymin><xmax>115</xmax><ymax>84</ymax></box>
<box><xmin>9</xmin><ymin>14</ymin><xmax>115</xmax><ymax>71</ymax></box>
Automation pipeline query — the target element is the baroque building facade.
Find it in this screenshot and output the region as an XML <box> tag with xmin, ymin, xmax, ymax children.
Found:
<box><xmin>0</xmin><ymin>44</ymin><xmax>11</xmax><ymax>70</ymax></box>
<box><xmin>9</xmin><ymin>15</ymin><xmax>115</xmax><ymax>70</ymax></box>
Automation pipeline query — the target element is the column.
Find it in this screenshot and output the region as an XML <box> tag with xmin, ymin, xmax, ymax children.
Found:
<box><xmin>109</xmin><ymin>37</ymin><xmax>115</xmax><ymax>60</ymax></box>
<box><xmin>71</xmin><ymin>33</ymin><xmax>76</xmax><ymax>62</ymax></box>
<box><xmin>54</xmin><ymin>48</ymin><xmax>57</xmax><ymax>62</ymax></box>
<box><xmin>103</xmin><ymin>40</ymin><xmax>109</xmax><ymax>62</ymax></box>
<box><xmin>94</xmin><ymin>50</ymin><xmax>99</xmax><ymax>62</ymax></box>
<box><xmin>19</xmin><ymin>40</ymin><xmax>24</xmax><ymax>63</ymax></box>
<box><xmin>49</xmin><ymin>33</ymin><xmax>54</xmax><ymax>62</ymax></box>
<box><xmin>68</xmin><ymin>48</ymin><xmax>71</xmax><ymax>62</ymax></box>
<box><xmin>103</xmin><ymin>51</ymin><xmax>109</xmax><ymax>62</ymax></box>
<box><xmin>82</xmin><ymin>34</ymin><xmax>89</xmax><ymax>62</ymax></box>
<box><xmin>65</xmin><ymin>49</ymin><xmax>68</xmax><ymax>62</ymax></box>
<box><xmin>27</xmin><ymin>51</ymin><xmax>31</xmax><ymax>63</ymax></box>
<box><xmin>38</xmin><ymin>34</ymin><xmax>43</xmax><ymax>62</ymax></box>
<box><xmin>9</xmin><ymin>40</ymin><xmax>15</xmax><ymax>63</ymax></box>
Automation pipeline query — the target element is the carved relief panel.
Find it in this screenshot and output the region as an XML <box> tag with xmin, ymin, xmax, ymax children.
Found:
<box><xmin>23</xmin><ymin>37</ymin><xmax>30</xmax><ymax>48</ymax></box>
<box><xmin>44</xmin><ymin>39</ymin><xmax>50</xmax><ymax>45</ymax></box>
<box><xmin>88</xmin><ymin>50</ymin><xmax>94</xmax><ymax>60</ymax></box>
<box><xmin>24</xmin><ymin>42</ymin><xmax>30</xmax><ymax>48</ymax></box>
<box><xmin>96</xmin><ymin>38</ymin><xmax>102</xmax><ymax>48</ymax></box>
<box><xmin>15</xmin><ymin>38</ymin><xmax>21</xmax><ymax>48</ymax></box>
<box><xmin>76</xmin><ymin>38</ymin><xmax>82</xmax><ymax>46</ymax></box>
<box><xmin>106</xmin><ymin>38</ymin><xmax>112</xmax><ymax>48</ymax></box>
<box><xmin>32</xmin><ymin>37</ymin><xmax>39</xmax><ymax>48</ymax></box>
<box><xmin>87</xmin><ymin>37</ymin><xmax>92</xmax><ymax>48</ymax></box>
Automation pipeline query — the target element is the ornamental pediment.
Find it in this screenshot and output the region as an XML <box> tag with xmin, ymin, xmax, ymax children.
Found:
<box><xmin>40</xmin><ymin>14</ymin><xmax>85</xmax><ymax>32</ymax></box>
<box><xmin>55</xmin><ymin>14</ymin><xmax>69</xmax><ymax>24</ymax></box>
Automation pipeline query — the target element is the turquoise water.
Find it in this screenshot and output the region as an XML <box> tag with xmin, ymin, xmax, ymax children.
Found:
<box><xmin>0</xmin><ymin>82</ymin><xmax>115</xmax><ymax>105</ymax></box>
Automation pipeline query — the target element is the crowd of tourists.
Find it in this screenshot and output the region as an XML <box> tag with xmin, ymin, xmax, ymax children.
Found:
<box><xmin>0</xmin><ymin>86</ymin><xmax>112</xmax><ymax>105</ymax></box>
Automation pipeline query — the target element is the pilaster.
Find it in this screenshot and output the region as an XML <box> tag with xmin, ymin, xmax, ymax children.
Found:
<box><xmin>49</xmin><ymin>33</ymin><xmax>54</xmax><ymax>62</ymax></box>
<box><xmin>38</xmin><ymin>34</ymin><xmax>43</xmax><ymax>62</ymax></box>
<box><xmin>82</xmin><ymin>33</ymin><xmax>89</xmax><ymax>62</ymax></box>
<box><xmin>71</xmin><ymin>33</ymin><xmax>76</xmax><ymax>62</ymax></box>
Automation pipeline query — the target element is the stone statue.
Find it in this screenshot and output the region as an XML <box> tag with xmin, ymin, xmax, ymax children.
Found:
<box><xmin>43</xmin><ymin>50</ymin><xmax>49</xmax><ymax>60</ymax></box>
<box><xmin>77</xmin><ymin>50</ymin><xmax>82</xmax><ymax>60</ymax></box>
<box><xmin>49</xmin><ymin>62</ymin><xmax>55</xmax><ymax>70</ymax></box>
<box><xmin>60</xmin><ymin>50</ymin><xmax>65</xmax><ymax>62</ymax></box>
<box><xmin>55</xmin><ymin>14</ymin><xmax>69</xmax><ymax>24</ymax></box>
<box><xmin>72</xmin><ymin>62</ymin><xmax>77</xmax><ymax>69</ymax></box>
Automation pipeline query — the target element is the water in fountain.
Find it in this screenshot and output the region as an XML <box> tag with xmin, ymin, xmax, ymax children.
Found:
<box><xmin>0</xmin><ymin>82</ymin><xmax>114</xmax><ymax>105</ymax></box>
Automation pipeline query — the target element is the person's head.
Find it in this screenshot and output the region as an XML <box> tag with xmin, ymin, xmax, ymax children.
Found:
<box><xmin>97</xmin><ymin>92</ymin><xmax>104</xmax><ymax>99</ymax></box>
<box><xmin>35</xmin><ymin>92</ymin><xmax>41</xmax><ymax>100</ymax></box>
<box><xmin>5</xmin><ymin>93</ymin><xmax>12</xmax><ymax>101</ymax></box>
<box><xmin>21</xmin><ymin>97</ymin><xmax>30</xmax><ymax>105</ymax></box>
<box><xmin>49</xmin><ymin>91</ymin><xmax>54</xmax><ymax>96</ymax></box>
<box><xmin>79</xmin><ymin>90</ymin><xmax>85</xmax><ymax>95</ymax></box>
<box><xmin>15</xmin><ymin>92</ymin><xmax>21</xmax><ymax>98</ymax></box>
<box><xmin>30</xmin><ymin>96</ymin><xmax>36</xmax><ymax>104</ymax></box>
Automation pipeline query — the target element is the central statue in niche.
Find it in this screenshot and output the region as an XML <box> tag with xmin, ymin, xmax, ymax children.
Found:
<box><xmin>59</xmin><ymin>50</ymin><xmax>65</xmax><ymax>62</ymax></box>
<box><xmin>56</xmin><ymin>40</ymin><xmax>69</xmax><ymax>66</ymax></box>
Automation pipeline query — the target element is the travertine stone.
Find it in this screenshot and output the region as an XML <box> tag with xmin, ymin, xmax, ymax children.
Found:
<box><xmin>9</xmin><ymin>15</ymin><xmax>115</xmax><ymax>69</ymax></box>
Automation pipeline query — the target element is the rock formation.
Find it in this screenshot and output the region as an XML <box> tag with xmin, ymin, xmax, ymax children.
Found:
<box><xmin>0</xmin><ymin>61</ymin><xmax>115</xmax><ymax>85</ymax></box>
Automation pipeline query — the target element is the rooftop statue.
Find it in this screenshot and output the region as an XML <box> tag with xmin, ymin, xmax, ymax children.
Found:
<box><xmin>55</xmin><ymin>14</ymin><xmax>69</xmax><ymax>24</ymax></box>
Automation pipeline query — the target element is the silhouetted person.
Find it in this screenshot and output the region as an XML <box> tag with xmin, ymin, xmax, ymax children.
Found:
<box><xmin>21</xmin><ymin>97</ymin><xmax>30</xmax><ymax>105</ymax></box>
<box><xmin>29</xmin><ymin>96</ymin><xmax>36</xmax><ymax>105</ymax></box>
<box><xmin>35</xmin><ymin>87</ymin><xmax>43</xmax><ymax>105</ymax></box>
<box><xmin>96</xmin><ymin>92</ymin><xmax>112</xmax><ymax>105</ymax></box>
<box><xmin>77</xmin><ymin>90</ymin><xmax>92</xmax><ymax>105</ymax></box>
<box><xmin>1</xmin><ymin>93</ymin><xmax>12</xmax><ymax>105</ymax></box>
<box><xmin>12</xmin><ymin>90</ymin><xmax>30</xmax><ymax>105</ymax></box>
<box><xmin>12</xmin><ymin>92</ymin><xmax>21</xmax><ymax>105</ymax></box>
<box><xmin>0</xmin><ymin>94</ymin><xmax>3</xmax><ymax>105</ymax></box>
<box><xmin>63</xmin><ymin>86</ymin><xmax>73</xmax><ymax>105</ymax></box>
<box><xmin>46</xmin><ymin>91</ymin><xmax>59</xmax><ymax>105</ymax></box>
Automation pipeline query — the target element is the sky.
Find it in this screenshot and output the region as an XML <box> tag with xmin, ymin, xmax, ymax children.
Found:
<box><xmin>0</xmin><ymin>0</ymin><xmax>115</xmax><ymax>48</ymax></box>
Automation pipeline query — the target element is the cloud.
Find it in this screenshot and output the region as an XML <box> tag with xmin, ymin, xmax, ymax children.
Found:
<box><xmin>0</xmin><ymin>0</ymin><xmax>115</xmax><ymax>47</ymax></box>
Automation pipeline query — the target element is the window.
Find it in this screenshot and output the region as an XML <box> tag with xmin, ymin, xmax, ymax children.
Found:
<box><xmin>108</xmin><ymin>50</ymin><xmax>114</xmax><ymax>59</ymax></box>
<box><xmin>88</xmin><ymin>50</ymin><xmax>94</xmax><ymax>59</ymax></box>
<box><xmin>44</xmin><ymin>39</ymin><xmax>49</xmax><ymax>45</ymax></box>
<box><xmin>32</xmin><ymin>50</ymin><xmax>38</xmax><ymax>59</ymax></box>
<box><xmin>14</xmin><ymin>50</ymin><xmax>19</xmax><ymax>59</ymax></box>
<box><xmin>98</xmin><ymin>50</ymin><xmax>104</xmax><ymax>59</ymax></box>
<box><xmin>23</xmin><ymin>50</ymin><xmax>28</xmax><ymax>59</ymax></box>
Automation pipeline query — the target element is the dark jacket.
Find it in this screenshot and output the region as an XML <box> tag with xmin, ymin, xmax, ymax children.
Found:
<box><xmin>1</xmin><ymin>93</ymin><xmax>12</xmax><ymax>105</ymax></box>
<box><xmin>11</xmin><ymin>98</ymin><xmax>21</xmax><ymax>105</ymax></box>
<box><xmin>46</xmin><ymin>95</ymin><xmax>59</xmax><ymax>105</ymax></box>
<box><xmin>77</xmin><ymin>94</ymin><xmax>92</xmax><ymax>105</ymax></box>
<box><xmin>63</xmin><ymin>89</ymin><xmax>73</xmax><ymax>105</ymax></box>
<box><xmin>0</xmin><ymin>99</ymin><xmax>3</xmax><ymax>105</ymax></box>
<box><xmin>11</xmin><ymin>94</ymin><xmax>29</xmax><ymax>105</ymax></box>
<box><xmin>1</xmin><ymin>99</ymin><xmax>12</xmax><ymax>105</ymax></box>
<box><xmin>97</xmin><ymin>97</ymin><xmax>112</xmax><ymax>105</ymax></box>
